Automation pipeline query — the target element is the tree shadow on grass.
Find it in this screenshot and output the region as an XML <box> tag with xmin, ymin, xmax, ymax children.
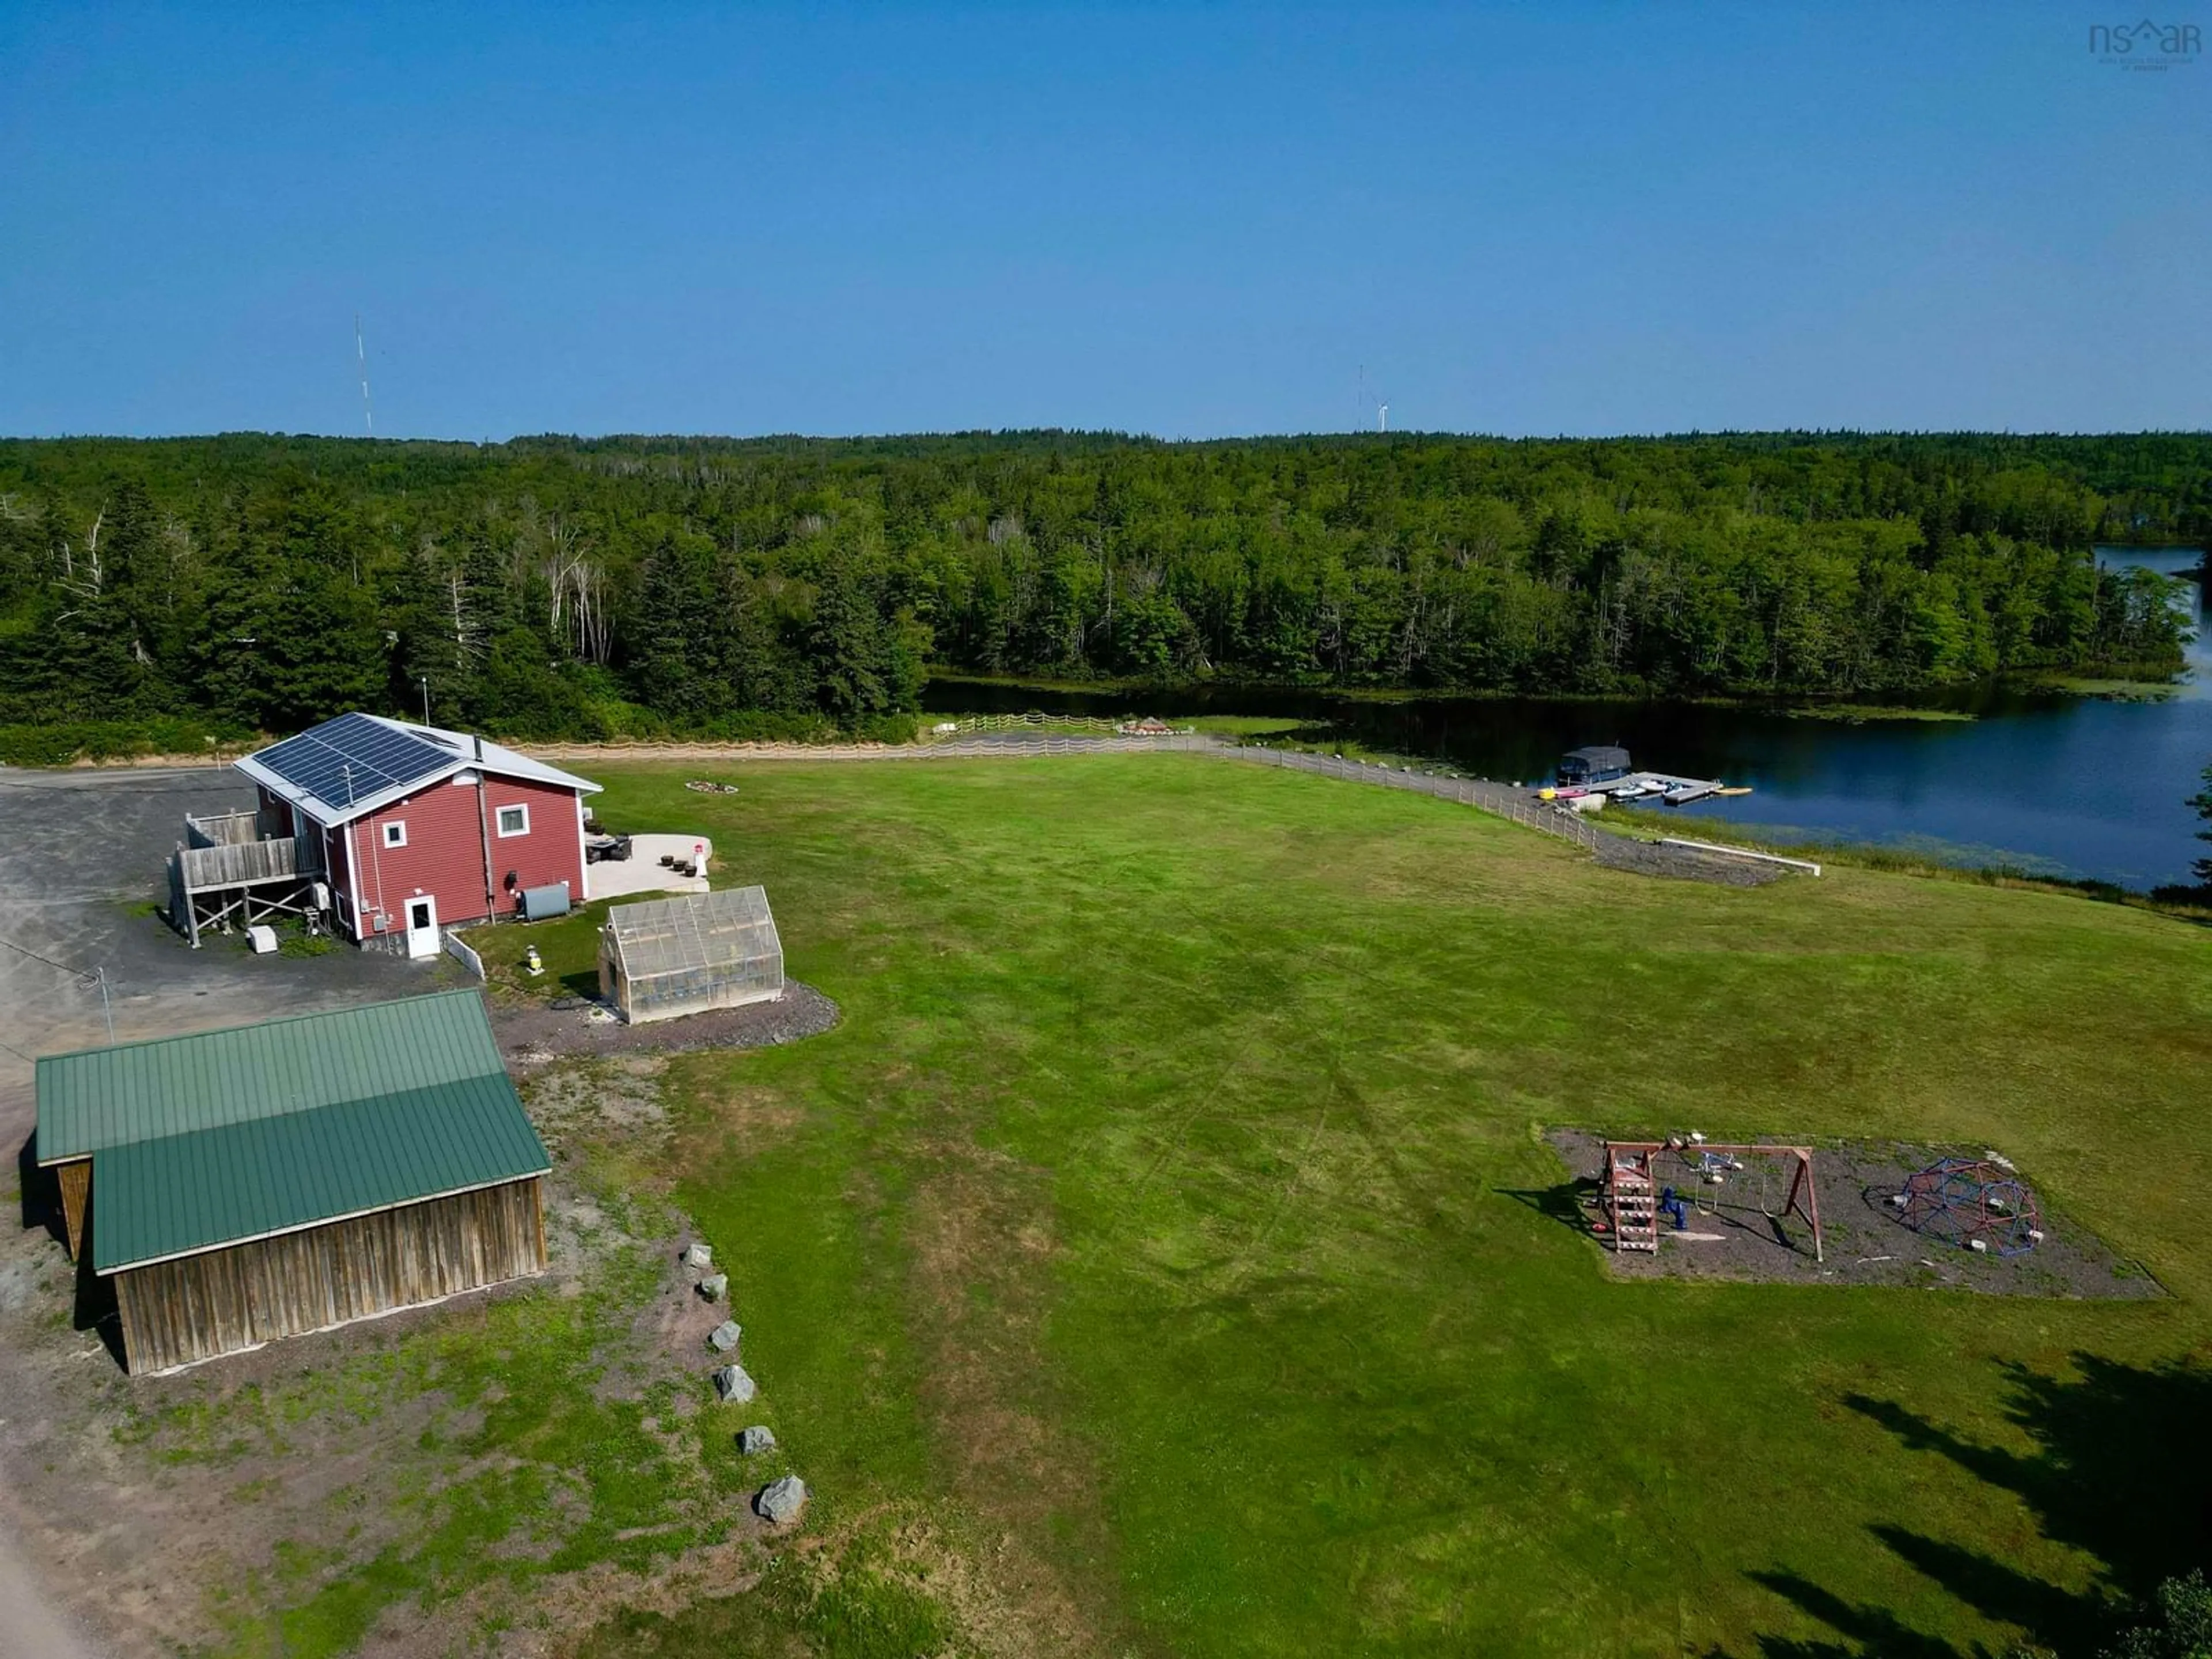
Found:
<box><xmin>1722</xmin><ymin>1353</ymin><xmax>2212</xmax><ymax>1657</ymax></box>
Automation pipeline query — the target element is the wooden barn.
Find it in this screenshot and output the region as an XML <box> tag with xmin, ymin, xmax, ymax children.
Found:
<box><xmin>35</xmin><ymin>990</ymin><xmax>550</xmax><ymax>1375</ymax></box>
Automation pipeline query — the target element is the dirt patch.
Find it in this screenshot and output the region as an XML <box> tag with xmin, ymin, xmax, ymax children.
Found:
<box><xmin>1593</xmin><ymin>835</ymin><xmax>1792</xmax><ymax>887</ymax></box>
<box><xmin>1542</xmin><ymin>1129</ymin><xmax>2162</xmax><ymax>1298</ymax></box>
<box><xmin>700</xmin><ymin>1085</ymin><xmax>808</xmax><ymax>1154</ymax></box>
<box><xmin>903</xmin><ymin>1143</ymin><xmax>1128</xmax><ymax>1659</ymax></box>
<box><xmin>493</xmin><ymin>980</ymin><xmax>840</xmax><ymax>1067</ymax></box>
<box><xmin>527</xmin><ymin>1055</ymin><xmax>673</xmax><ymax>1137</ymax></box>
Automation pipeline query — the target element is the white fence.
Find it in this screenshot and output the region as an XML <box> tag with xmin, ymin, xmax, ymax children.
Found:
<box><xmin>934</xmin><ymin>711</ymin><xmax>1127</xmax><ymax>736</ymax></box>
<box><xmin>681</xmin><ymin>733</ymin><xmax>1222</xmax><ymax>762</ymax></box>
<box><xmin>444</xmin><ymin>930</ymin><xmax>486</xmax><ymax>980</ymax></box>
<box><xmin>1659</xmin><ymin>837</ymin><xmax>1822</xmax><ymax>876</ymax></box>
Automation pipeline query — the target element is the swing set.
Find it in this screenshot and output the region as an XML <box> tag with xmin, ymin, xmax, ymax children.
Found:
<box><xmin>1596</xmin><ymin>1137</ymin><xmax>1824</xmax><ymax>1262</ymax></box>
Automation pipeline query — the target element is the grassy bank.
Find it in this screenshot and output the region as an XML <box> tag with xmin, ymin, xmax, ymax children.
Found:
<box><xmin>2019</xmin><ymin>675</ymin><xmax>2181</xmax><ymax>702</ymax></box>
<box><xmin>1606</xmin><ymin>805</ymin><xmax>2212</xmax><ymax>918</ymax></box>
<box><xmin>923</xmin><ymin>668</ymin><xmax>2186</xmax><ymax>716</ymax></box>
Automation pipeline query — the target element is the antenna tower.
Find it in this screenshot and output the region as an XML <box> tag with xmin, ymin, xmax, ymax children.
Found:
<box><xmin>355</xmin><ymin>315</ymin><xmax>374</xmax><ymax>436</ymax></box>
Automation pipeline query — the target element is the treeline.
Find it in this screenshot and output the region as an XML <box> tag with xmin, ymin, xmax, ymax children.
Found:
<box><xmin>0</xmin><ymin>429</ymin><xmax>2201</xmax><ymax>744</ymax></box>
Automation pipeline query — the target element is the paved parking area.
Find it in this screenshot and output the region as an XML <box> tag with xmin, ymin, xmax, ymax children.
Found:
<box><xmin>0</xmin><ymin>766</ymin><xmax>429</xmax><ymax>1150</ymax></box>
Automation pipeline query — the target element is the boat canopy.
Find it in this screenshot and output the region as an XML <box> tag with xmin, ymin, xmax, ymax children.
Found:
<box><xmin>1558</xmin><ymin>745</ymin><xmax>1631</xmax><ymax>783</ymax></box>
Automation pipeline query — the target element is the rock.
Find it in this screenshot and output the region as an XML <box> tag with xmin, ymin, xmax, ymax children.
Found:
<box><xmin>737</xmin><ymin>1425</ymin><xmax>777</xmax><ymax>1455</ymax></box>
<box><xmin>708</xmin><ymin>1319</ymin><xmax>742</xmax><ymax>1353</ymax></box>
<box><xmin>698</xmin><ymin>1272</ymin><xmax>728</xmax><ymax>1302</ymax></box>
<box><xmin>684</xmin><ymin>1242</ymin><xmax>714</xmax><ymax>1270</ymax></box>
<box><xmin>713</xmin><ymin>1363</ymin><xmax>756</xmax><ymax>1403</ymax></box>
<box><xmin>755</xmin><ymin>1475</ymin><xmax>808</xmax><ymax>1524</ymax></box>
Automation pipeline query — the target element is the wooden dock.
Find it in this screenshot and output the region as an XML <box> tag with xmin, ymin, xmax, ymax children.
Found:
<box><xmin>1548</xmin><ymin>771</ymin><xmax>1740</xmax><ymax>806</ymax></box>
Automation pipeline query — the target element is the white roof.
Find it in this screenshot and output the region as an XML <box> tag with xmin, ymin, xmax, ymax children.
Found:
<box><xmin>236</xmin><ymin>712</ymin><xmax>600</xmax><ymax>826</ymax></box>
<box><xmin>604</xmin><ymin>886</ymin><xmax>779</xmax><ymax>979</ymax></box>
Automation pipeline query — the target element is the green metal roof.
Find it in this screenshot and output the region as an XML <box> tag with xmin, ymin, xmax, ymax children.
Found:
<box><xmin>36</xmin><ymin>990</ymin><xmax>507</xmax><ymax>1164</ymax></box>
<box><xmin>91</xmin><ymin>1074</ymin><xmax>549</xmax><ymax>1274</ymax></box>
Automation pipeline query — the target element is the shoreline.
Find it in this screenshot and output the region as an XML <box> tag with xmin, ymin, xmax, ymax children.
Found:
<box><xmin>920</xmin><ymin>667</ymin><xmax>2186</xmax><ymax>717</ymax></box>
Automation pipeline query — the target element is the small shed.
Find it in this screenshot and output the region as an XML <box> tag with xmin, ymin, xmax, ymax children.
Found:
<box><xmin>35</xmin><ymin>990</ymin><xmax>550</xmax><ymax>1374</ymax></box>
<box><xmin>600</xmin><ymin>886</ymin><xmax>784</xmax><ymax>1025</ymax></box>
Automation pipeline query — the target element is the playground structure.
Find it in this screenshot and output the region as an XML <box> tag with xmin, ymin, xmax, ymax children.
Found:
<box><xmin>1891</xmin><ymin>1157</ymin><xmax>2044</xmax><ymax>1256</ymax></box>
<box><xmin>1596</xmin><ymin>1137</ymin><xmax>1824</xmax><ymax>1262</ymax></box>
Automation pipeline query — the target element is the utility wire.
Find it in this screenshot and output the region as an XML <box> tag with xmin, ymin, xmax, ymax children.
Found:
<box><xmin>0</xmin><ymin>934</ymin><xmax>116</xmax><ymax>1043</ymax></box>
<box><xmin>0</xmin><ymin>933</ymin><xmax>97</xmax><ymax>982</ymax></box>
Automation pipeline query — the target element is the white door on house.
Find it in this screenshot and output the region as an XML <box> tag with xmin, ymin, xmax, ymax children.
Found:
<box><xmin>404</xmin><ymin>896</ymin><xmax>440</xmax><ymax>959</ymax></box>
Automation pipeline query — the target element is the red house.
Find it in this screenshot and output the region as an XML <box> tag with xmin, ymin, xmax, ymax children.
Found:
<box><xmin>234</xmin><ymin>713</ymin><xmax>602</xmax><ymax>957</ymax></box>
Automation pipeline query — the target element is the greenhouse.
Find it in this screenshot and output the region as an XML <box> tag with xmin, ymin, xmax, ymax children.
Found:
<box><xmin>599</xmin><ymin>885</ymin><xmax>785</xmax><ymax>1025</ymax></box>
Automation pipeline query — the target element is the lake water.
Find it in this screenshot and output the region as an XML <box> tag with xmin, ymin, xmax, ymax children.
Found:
<box><xmin>923</xmin><ymin>548</ymin><xmax>2210</xmax><ymax>891</ymax></box>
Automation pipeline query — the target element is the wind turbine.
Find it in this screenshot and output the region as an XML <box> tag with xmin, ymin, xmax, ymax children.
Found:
<box><xmin>1357</xmin><ymin>364</ymin><xmax>1389</xmax><ymax>434</ymax></box>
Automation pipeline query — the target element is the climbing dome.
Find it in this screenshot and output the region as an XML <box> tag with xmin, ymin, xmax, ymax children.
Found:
<box><xmin>600</xmin><ymin>885</ymin><xmax>783</xmax><ymax>1025</ymax></box>
<box><xmin>1895</xmin><ymin>1157</ymin><xmax>2043</xmax><ymax>1256</ymax></box>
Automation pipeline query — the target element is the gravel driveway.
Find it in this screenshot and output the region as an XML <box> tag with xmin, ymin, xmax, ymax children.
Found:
<box><xmin>0</xmin><ymin>765</ymin><xmax>427</xmax><ymax>1659</ymax></box>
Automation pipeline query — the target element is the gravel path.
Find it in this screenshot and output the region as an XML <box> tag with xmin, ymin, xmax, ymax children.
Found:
<box><xmin>493</xmin><ymin>979</ymin><xmax>841</xmax><ymax>1066</ymax></box>
<box><xmin>1593</xmin><ymin>835</ymin><xmax>1789</xmax><ymax>887</ymax></box>
<box><xmin>0</xmin><ymin>1516</ymin><xmax>104</xmax><ymax>1659</ymax></box>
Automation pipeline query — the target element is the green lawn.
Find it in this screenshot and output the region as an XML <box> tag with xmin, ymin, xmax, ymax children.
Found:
<box><xmin>562</xmin><ymin>755</ymin><xmax>2212</xmax><ymax>1657</ymax></box>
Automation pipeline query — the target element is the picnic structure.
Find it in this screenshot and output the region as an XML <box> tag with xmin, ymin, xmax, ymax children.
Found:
<box><xmin>171</xmin><ymin>711</ymin><xmax>601</xmax><ymax>957</ymax></box>
<box><xmin>599</xmin><ymin>885</ymin><xmax>784</xmax><ymax>1025</ymax></box>
<box><xmin>34</xmin><ymin>990</ymin><xmax>550</xmax><ymax>1374</ymax></box>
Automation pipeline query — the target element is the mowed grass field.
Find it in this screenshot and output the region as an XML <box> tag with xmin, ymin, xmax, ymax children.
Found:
<box><xmin>567</xmin><ymin>755</ymin><xmax>2212</xmax><ymax>1657</ymax></box>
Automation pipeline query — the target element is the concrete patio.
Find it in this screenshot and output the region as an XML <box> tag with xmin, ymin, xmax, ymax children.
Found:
<box><xmin>584</xmin><ymin>834</ymin><xmax>713</xmax><ymax>903</ymax></box>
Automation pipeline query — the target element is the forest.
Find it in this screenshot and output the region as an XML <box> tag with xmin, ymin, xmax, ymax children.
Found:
<box><xmin>0</xmin><ymin>429</ymin><xmax>2202</xmax><ymax>752</ymax></box>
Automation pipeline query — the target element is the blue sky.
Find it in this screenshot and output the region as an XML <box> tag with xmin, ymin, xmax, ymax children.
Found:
<box><xmin>1</xmin><ymin>2</ymin><xmax>2206</xmax><ymax>439</ymax></box>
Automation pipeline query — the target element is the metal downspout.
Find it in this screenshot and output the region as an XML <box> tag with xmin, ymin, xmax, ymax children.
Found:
<box><xmin>474</xmin><ymin>735</ymin><xmax>497</xmax><ymax>924</ymax></box>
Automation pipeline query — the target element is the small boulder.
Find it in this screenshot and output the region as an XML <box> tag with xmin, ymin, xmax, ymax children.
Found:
<box><xmin>713</xmin><ymin>1364</ymin><xmax>756</xmax><ymax>1403</ymax></box>
<box><xmin>684</xmin><ymin>1242</ymin><xmax>714</xmax><ymax>1270</ymax></box>
<box><xmin>697</xmin><ymin>1273</ymin><xmax>729</xmax><ymax>1302</ymax></box>
<box><xmin>708</xmin><ymin>1319</ymin><xmax>742</xmax><ymax>1353</ymax></box>
<box><xmin>737</xmin><ymin>1425</ymin><xmax>777</xmax><ymax>1455</ymax></box>
<box><xmin>756</xmin><ymin>1475</ymin><xmax>809</xmax><ymax>1525</ymax></box>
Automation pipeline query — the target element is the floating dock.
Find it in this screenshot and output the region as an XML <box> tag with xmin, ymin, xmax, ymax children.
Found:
<box><xmin>1540</xmin><ymin>771</ymin><xmax>1744</xmax><ymax>808</ymax></box>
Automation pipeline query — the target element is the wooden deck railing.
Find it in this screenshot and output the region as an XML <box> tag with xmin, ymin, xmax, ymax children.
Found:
<box><xmin>185</xmin><ymin>809</ymin><xmax>260</xmax><ymax>849</ymax></box>
<box><xmin>175</xmin><ymin>833</ymin><xmax>323</xmax><ymax>889</ymax></box>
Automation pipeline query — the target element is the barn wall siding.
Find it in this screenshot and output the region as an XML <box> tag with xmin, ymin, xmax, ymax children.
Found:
<box><xmin>343</xmin><ymin>775</ymin><xmax>584</xmax><ymax>944</ymax></box>
<box><xmin>55</xmin><ymin>1159</ymin><xmax>91</xmax><ymax>1260</ymax></box>
<box><xmin>113</xmin><ymin>1178</ymin><xmax>546</xmax><ymax>1374</ymax></box>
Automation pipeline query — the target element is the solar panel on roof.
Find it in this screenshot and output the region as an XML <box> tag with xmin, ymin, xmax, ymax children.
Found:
<box><xmin>254</xmin><ymin>713</ymin><xmax>455</xmax><ymax>812</ymax></box>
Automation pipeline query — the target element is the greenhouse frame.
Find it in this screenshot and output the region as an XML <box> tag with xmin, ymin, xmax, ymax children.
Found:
<box><xmin>599</xmin><ymin>885</ymin><xmax>784</xmax><ymax>1025</ymax></box>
